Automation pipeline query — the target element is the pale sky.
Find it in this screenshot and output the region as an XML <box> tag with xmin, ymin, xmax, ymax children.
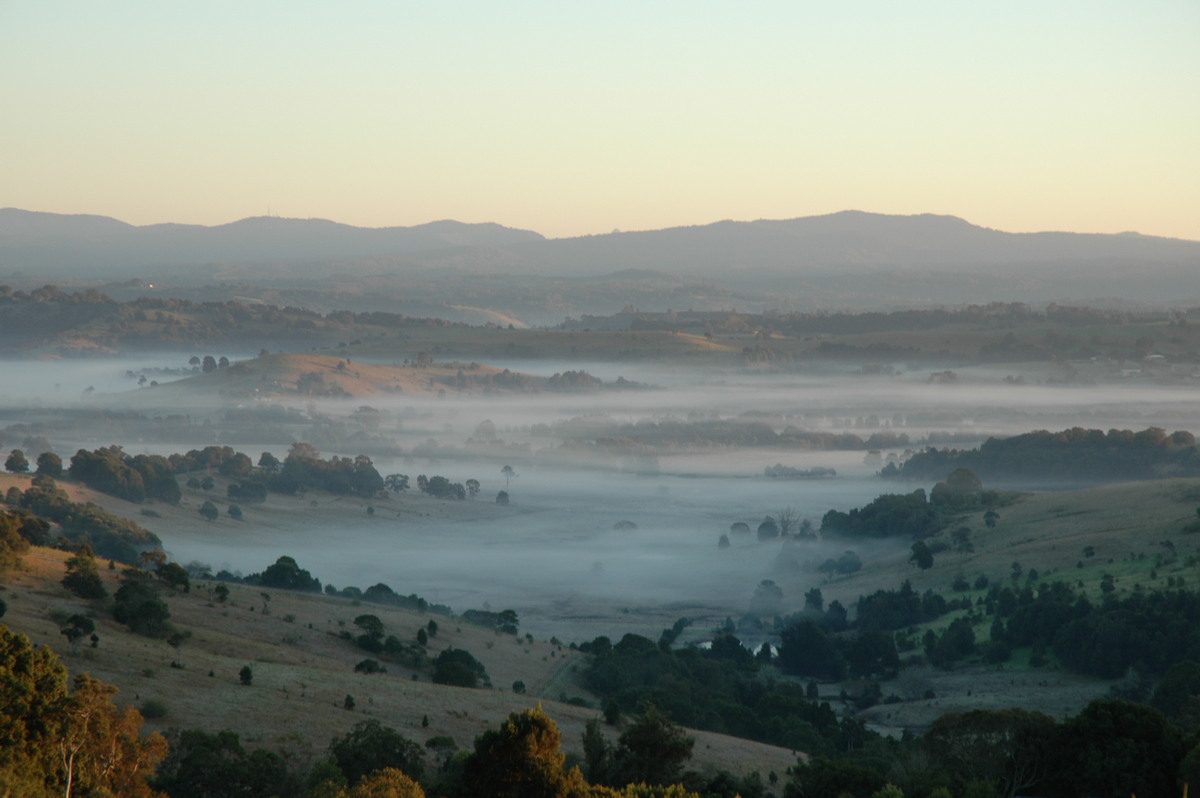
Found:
<box><xmin>2</xmin><ymin>2</ymin><xmax>1198</xmax><ymax>240</ymax></box>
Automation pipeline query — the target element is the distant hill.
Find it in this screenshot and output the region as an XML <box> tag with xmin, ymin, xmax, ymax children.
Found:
<box><xmin>0</xmin><ymin>209</ymin><xmax>545</xmax><ymax>275</ymax></box>
<box><xmin>4</xmin><ymin>209</ymin><xmax>1200</xmax><ymax>312</ymax></box>
<box><xmin>507</xmin><ymin>211</ymin><xmax>1200</xmax><ymax>275</ymax></box>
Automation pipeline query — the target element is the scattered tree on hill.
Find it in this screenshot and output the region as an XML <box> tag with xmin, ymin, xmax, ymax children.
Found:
<box><xmin>34</xmin><ymin>451</ymin><xmax>62</xmax><ymax>478</ymax></box>
<box><xmin>60</xmin><ymin>614</ymin><xmax>96</xmax><ymax>655</ymax></box>
<box><xmin>112</xmin><ymin>571</ymin><xmax>171</xmax><ymax>637</ymax></box>
<box><xmin>252</xmin><ymin>555</ymin><xmax>322</xmax><ymax>592</ymax></box>
<box><xmin>4</xmin><ymin>449</ymin><xmax>28</xmax><ymax>473</ymax></box>
<box><xmin>62</xmin><ymin>546</ymin><xmax>107</xmax><ymax>599</ymax></box>
<box><xmin>198</xmin><ymin>500</ymin><xmax>219</xmax><ymax>521</ymax></box>
<box><xmin>910</xmin><ymin>540</ymin><xmax>935</xmax><ymax>571</ymax></box>
<box><xmin>328</xmin><ymin>719</ymin><xmax>425</xmax><ymax>785</ymax></box>
<box><xmin>228</xmin><ymin>503</ymin><xmax>243</xmax><ymax>520</ymax></box>
<box><xmin>239</xmin><ymin>665</ymin><xmax>253</xmax><ymax>685</ymax></box>
<box><xmin>432</xmin><ymin>648</ymin><xmax>489</xmax><ymax>688</ymax></box>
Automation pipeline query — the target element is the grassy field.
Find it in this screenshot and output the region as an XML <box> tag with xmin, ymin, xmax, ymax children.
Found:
<box><xmin>0</xmin><ymin>545</ymin><xmax>799</xmax><ymax>787</ymax></box>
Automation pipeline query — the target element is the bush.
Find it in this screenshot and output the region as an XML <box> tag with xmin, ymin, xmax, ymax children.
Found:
<box><xmin>140</xmin><ymin>699</ymin><xmax>168</xmax><ymax>719</ymax></box>
<box><xmin>433</xmin><ymin>648</ymin><xmax>489</xmax><ymax>688</ymax></box>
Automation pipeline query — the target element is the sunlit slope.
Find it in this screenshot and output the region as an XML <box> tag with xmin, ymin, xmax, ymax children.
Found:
<box><xmin>349</xmin><ymin>327</ymin><xmax>738</xmax><ymax>361</ymax></box>
<box><xmin>0</xmin><ymin>546</ymin><xmax>799</xmax><ymax>781</ymax></box>
<box><xmin>119</xmin><ymin>352</ymin><xmax>547</xmax><ymax>403</ymax></box>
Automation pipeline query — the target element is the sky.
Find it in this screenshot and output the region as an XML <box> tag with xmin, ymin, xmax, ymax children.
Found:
<box><xmin>2</xmin><ymin>2</ymin><xmax>1198</xmax><ymax>240</ymax></box>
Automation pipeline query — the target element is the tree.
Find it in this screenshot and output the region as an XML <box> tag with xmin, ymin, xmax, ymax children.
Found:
<box><xmin>5</xmin><ymin>449</ymin><xmax>29</xmax><ymax>474</ymax></box>
<box><xmin>239</xmin><ymin>665</ymin><xmax>253</xmax><ymax>685</ymax></box>
<box><xmin>329</xmin><ymin>719</ymin><xmax>425</xmax><ymax>785</ymax></box>
<box><xmin>1051</xmin><ymin>698</ymin><xmax>1185</xmax><ymax>798</ymax></box>
<box><xmin>756</xmin><ymin>516</ymin><xmax>779</xmax><ymax>540</ymax></box>
<box><xmin>779</xmin><ymin>620</ymin><xmax>845</xmax><ymax>680</ymax></box>
<box><xmin>62</xmin><ymin>546</ymin><xmax>107</xmax><ymax>599</ymax></box>
<box><xmin>257</xmin><ymin>555</ymin><xmax>321</xmax><ymax>592</ymax></box>
<box><xmin>34</xmin><ymin>451</ymin><xmax>62</xmax><ymax>478</ymax></box>
<box><xmin>496</xmin><ymin>490</ymin><xmax>509</xmax><ymax>505</ymax></box>
<box><xmin>156</xmin><ymin>561</ymin><xmax>191</xmax><ymax>592</ymax></box>
<box><xmin>61</xmin><ymin>614</ymin><xmax>95</xmax><ymax>655</ymax></box>
<box><xmin>112</xmin><ymin>572</ymin><xmax>171</xmax><ymax>636</ymax></box>
<box><xmin>150</xmin><ymin>728</ymin><xmax>298</xmax><ymax>798</ymax></box>
<box><xmin>201</xmin><ymin>355</ymin><xmax>217</xmax><ymax>373</ymax></box>
<box><xmin>926</xmin><ymin>709</ymin><xmax>1057</xmax><ymax>798</ymax></box>
<box><xmin>432</xmin><ymin>648</ymin><xmax>488</xmax><ymax>688</ymax></box>
<box><xmin>910</xmin><ymin>540</ymin><xmax>934</xmax><ymax>571</ymax></box>
<box><xmin>462</xmin><ymin>706</ymin><xmax>586</xmax><ymax>798</ymax></box>
<box><xmin>501</xmin><ymin>465</ymin><xmax>517</xmax><ymax>489</ymax></box>
<box><xmin>465</xmin><ymin>478</ymin><xmax>480</xmax><ymax>498</ymax></box>
<box><xmin>228</xmin><ymin>503</ymin><xmax>243</xmax><ymax>520</ymax></box>
<box><xmin>258</xmin><ymin>451</ymin><xmax>281</xmax><ymax>470</ymax></box>
<box><xmin>0</xmin><ymin>627</ymin><xmax>165</xmax><ymax>797</ymax></box>
<box><xmin>384</xmin><ymin>474</ymin><xmax>409</xmax><ymax>493</ymax></box>
<box><xmin>776</xmin><ymin>507</ymin><xmax>798</xmax><ymax>537</ymax></box>
<box><xmin>198</xmin><ymin>500</ymin><xmax>219</xmax><ymax>521</ymax></box>
<box><xmin>348</xmin><ymin>768</ymin><xmax>426</xmax><ymax>798</ymax></box>
<box><xmin>611</xmin><ymin>704</ymin><xmax>695</xmax><ymax>787</ymax></box>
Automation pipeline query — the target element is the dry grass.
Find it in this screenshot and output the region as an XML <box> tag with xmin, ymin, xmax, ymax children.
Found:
<box><xmin>0</xmin><ymin>545</ymin><xmax>798</xmax><ymax>786</ymax></box>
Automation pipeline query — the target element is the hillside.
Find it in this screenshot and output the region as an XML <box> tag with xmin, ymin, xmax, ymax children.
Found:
<box><xmin>0</xmin><ymin>546</ymin><xmax>798</xmax><ymax>786</ymax></box>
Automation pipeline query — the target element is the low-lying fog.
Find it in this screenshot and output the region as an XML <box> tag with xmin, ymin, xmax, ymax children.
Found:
<box><xmin>5</xmin><ymin>353</ymin><xmax>1200</xmax><ymax>641</ymax></box>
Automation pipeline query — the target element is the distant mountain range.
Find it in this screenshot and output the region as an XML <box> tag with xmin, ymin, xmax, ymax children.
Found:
<box><xmin>3</xmin><ymin>208</ymin><xmax>1199</xmax><ymax>313</ymax></box>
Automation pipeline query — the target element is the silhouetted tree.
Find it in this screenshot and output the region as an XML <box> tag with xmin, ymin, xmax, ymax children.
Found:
<box><xmin>4</xmin><ymin>449</ymin><xmax>28</xmax><ymax>474</ymax></box>
<box><xmin>34</xmin><ymin>451</ymin><xmax>62</xmax><ymax>478</ymax></box>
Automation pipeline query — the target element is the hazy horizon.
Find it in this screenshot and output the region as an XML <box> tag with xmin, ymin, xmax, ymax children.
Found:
<box><xmin>3</xmin><ymin>3</ymin><xmax>1196</xmax><ymax>241</ymax></box>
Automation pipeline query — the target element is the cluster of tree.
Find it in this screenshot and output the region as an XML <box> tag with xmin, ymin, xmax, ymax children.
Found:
<box><xmin>461</xmin><ymin>608</ymin><xmax>519</xmax><ymax>635</ymax></box>
<box><xmin>787</xmin><ymin>699</ymin><xmax>1192</xmax><ymax>798</ymax></box>
<box><xmin>772</xmin><ymin>582</ymin><xmax>977</xmax><ymax>681</ymax></box>
<box><xmin>0</xmin><ymin>284</ymin><xmax>120</xmax><ymax>344</ymax></box>
<box><xmin>0</xmin><ymin>625</ymin><xmax>166</xmax><ymax>797</ymax></box>
<box><xmin>986</xmin><ymin>579</ymin><xmax>1200</xmax><ymax>678</ymax></box>
<box><xmin>346</xmin><ymin>613</ymin><xmax>426</xmax><ymax>670</ymax></box>
<box><xmin>7</xmin><ymin>475</ymin><xmax>162</xmax><ymax>563</ymax></box>
<box><xmin>68</xmin><ymin>446</ymin><xmax>182</xmax><ymax>504</ymax></box>
<box><xmin>888</xmin><ymin>426</ymin><xmax>1200</xmax><ymax>485</ymax></box>
<box><xmin>416</xmin><ymin>474</ymin><xmax>470</xmax><ymax>500</ymax></box>
<box><xmin>579</xmin><ymin>631</ymin><xmax>872</xmax><ymax>755</ymax></box>
<box><xmin>432</xmin><ymin>648</ymin><xmax>490</xmax><ymax>688</ymax></box>
<box><xmin>269</xmin><ymin>444</ymin><xmax>384</xmax><ymax>497</ymax></box>
<box><xmin>321</xmin><ymin>581</ymin><xmax>454</xmax><ymax>617</ymax></box>
<box><xmin>545</xmin><ymin>370</ymin><xmax>603</xmax><ymax>391</ymax></box>
<box><xmin>246</xmin><ymin>555</ymin><xmax>322</xmax><ymax>592</ymax></box>
<box><xmin>821</xmin><ymin>470</ymin><xmax>999</xmax><ymax>539</ymax></box>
